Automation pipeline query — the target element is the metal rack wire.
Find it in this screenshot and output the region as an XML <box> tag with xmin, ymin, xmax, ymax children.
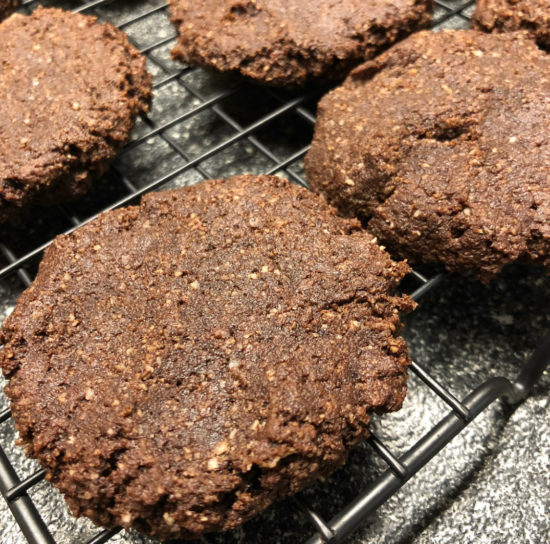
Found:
<box><xmin>0</xmin><ymin>1</ymin><xmax>549</xmax><ymax>543</ymax></box>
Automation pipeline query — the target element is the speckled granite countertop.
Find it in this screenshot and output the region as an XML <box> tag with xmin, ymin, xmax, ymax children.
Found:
<box><xmin>0</xmin><ymin>1</ymin><xmax>549</xmax><ymax>543</ymax></box>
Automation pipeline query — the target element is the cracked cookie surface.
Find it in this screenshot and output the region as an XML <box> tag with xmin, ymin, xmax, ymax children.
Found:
<box><xmin>168</xmin><ymin>0</ymin><xmax>433</xmax><ymax>87</ymax></box>
<box><xmin>0</xmin><ymin>7</ymin><xmax>152</xmax><ymax>222</ymax></box>
<box><xmin>0</xmin><ymin>175</ymin><xmax>414</xmax><ymax>539</ymax></box>
<box><xmin>305</xmin><ymin>30</ymin><xmax>550</xmax><ymax>281</ymax></box>
<box><xmin>473</xmin><ymin>0</ymin><xmax>550</xmax><ymax>51</ymax></box>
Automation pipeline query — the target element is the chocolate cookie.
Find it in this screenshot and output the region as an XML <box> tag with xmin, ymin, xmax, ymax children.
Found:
<box><xmin>0</xmin><ymin>7</ymin><xmax>152</xmax><ymax>222</ymax></box>
<box><xmin>305</xmin><ymin>30</ymin><xmax>550</xmax><ymax>281</ymax></box>
<box><xmin>0</xmin><ymin>0</ymin><xmax>19</xmax><ymax>21</ymax></box>
<box><xmin>168</xmin><ymin>0</ymin><xmax>433</xmax><ymax>87</ymax></box>
<box><xmin>473</xmin><ymin>0</ymin><xmax>550</xmax><ymax>51</ymax></box>
<box><xmin>0</xmin><ymin>175</ymin><xmax>413</xmax><ymax>540</ymax></box>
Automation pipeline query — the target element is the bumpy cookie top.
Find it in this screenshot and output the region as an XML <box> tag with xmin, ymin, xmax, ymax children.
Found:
<box><xmin>0</xmin><ymin>7</ymin><xmax>152</xmax><ymax>221</ymax></box>
<box><xmin>0</xmin><ymin>175</ymin><xmax>413</xmax><ymax>539</ymax></box>
<box><xmin>305</xmin><ymin>30</ymin><xmax>550</xmax><ymax>281</ymax></box>
<box><xmin>169</xmin><ymin>0</ymin><xmax>432</xmax><ymax>87</ymax></box>
<box><xmin>473</xmin><ymin>0</ymin><xmax>550</xmax><ymax>51</ymax></box>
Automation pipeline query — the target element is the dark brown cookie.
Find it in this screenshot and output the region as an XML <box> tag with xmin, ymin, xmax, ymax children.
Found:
<box><xmin>0</xmin><ymin>7</ymin><xmax>152</xmax><ymax>222</ymax></box>
<box><xmin>0</xmin><ymin>175</ymin><xmax>413</xmax><ymax>540</ymax></box>
<box><xmin>473</xmin><ymin>0</ymin><xmax>550</xmax><ymax>51</ymax></box>
<box><xmin>0</xmin><ymin>0</ymin><xmax>19</xmax><ymax>21</ymax></box>
<box><xmin>305</xmin><ymin>30</ymin><xmax>550</xmax><ymax>281</ymax></box>
<box><xmin>168</xmin><ymin>0</ymin><xmax>433</xmax><ymax>88</ymax></box>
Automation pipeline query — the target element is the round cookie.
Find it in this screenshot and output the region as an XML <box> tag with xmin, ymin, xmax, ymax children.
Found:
<box><xmin>0</xmin><ymin>175</ymin><xmax>413</xmax><ymax>540</ymax></box>
<box><xmin>168</xmin><ymin>0</ymin><xmax>433</xmax><ymax>88</ymax></box>
<box><xmin>0</xmin><ymin>0</ymin><xmax>20</xmax><ymax>22</ymax></box>
<box><xmin>0</xmin><ymin>7</ymin><xmax>152</xmax><ymax>222</ymax></box>
<box><xmin>305</xmin><ymin>30</ymin><xmax>550</xmax><ymax>281</ymax></box>
<box><xmin>473</xmin><ymin>0</ymin><xmax>550</xmax><ymax>51</ymax></box>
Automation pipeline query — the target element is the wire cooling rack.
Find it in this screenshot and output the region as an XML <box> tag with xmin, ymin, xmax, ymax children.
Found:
<box><xmin>1</xmin><ymin>1</ymin><xmax>549</xmax><ymax>543</ymax></box>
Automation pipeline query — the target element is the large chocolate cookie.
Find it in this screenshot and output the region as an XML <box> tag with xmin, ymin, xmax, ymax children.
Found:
<box><xmin>0</xmin><ymin>175</ymin><xmax>414</xmax><ymax>539</ymax></box>
<box><xmin>0</xmin><ymin>7</ymin><xmax>152</xmax><ymax>222</ymax></box>
<box><xmin>0</xmin><ymin>0</ymin><xmax>19</xmax><ymax>21</ymax></box>
<box><xmin>168</xmin><ymin>0</ymin><xmax>433</xmax><ymax>87</ymax></box>
<box><xmin>305</xmin><ymin>30</ymin><xmax>550</xmax><ymax>281</ymax></box>
<box><xmin>473</xmin><ymin>0</ymin><xmax>550</xmax><ymax>51</ymax></box>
